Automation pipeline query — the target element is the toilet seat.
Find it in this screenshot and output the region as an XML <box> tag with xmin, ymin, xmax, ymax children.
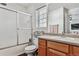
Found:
<box><xmin>25</xmin><ymin>45</ymin><xmax>37</xmax><ymax>51</ymax></box>
<box><xmin>25</xmin><ymin>45</ymin><xmax>37</xmax><ymax>56</ymax></box>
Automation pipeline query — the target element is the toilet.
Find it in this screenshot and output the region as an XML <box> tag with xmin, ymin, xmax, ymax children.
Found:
<box><xmin>25</xmin><ymin>44</ymin><xmax>37</xmax><ymax>56</ymax></box>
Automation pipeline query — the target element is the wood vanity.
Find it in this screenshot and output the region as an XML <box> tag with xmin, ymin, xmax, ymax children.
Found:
<box><xmin>38</xmin><ymin>37</ymin><xmax>79</xmax><ymax>56</ymax></box>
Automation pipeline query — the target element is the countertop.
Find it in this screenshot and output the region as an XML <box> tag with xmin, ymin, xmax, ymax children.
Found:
<box><xmin>38</xmin><ymin>35</ymin><xmax>79</xmax><ymax>46</ymax></box>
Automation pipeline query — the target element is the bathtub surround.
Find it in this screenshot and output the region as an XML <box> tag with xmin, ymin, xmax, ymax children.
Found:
<box><xmin>0</xmin><ymin>4</ymin><xmax>32</xmax><ymax>56</ymax></box>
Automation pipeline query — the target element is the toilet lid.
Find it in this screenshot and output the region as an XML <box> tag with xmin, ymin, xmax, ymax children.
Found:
<box><xmin>25</xmin><ymin>45</ymin><xmax>37</xmax><ymax>51</ymax></box>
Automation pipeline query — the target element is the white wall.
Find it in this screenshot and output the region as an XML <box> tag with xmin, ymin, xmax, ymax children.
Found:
<box><xmin>48</xmin><ymin>7</ymin><xmax>64</xmax><ymax>34</ymax></box>
<box><xmin>0</xmin><ymin>3</ymin><xmax>29</xmax><ymax>56</ymax></box>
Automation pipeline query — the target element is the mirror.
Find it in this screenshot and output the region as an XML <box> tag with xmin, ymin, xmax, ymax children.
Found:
<box><xmin>64</xmin><ymin>8</ymin><xmax>79</xmax><ymax>35</ymax></box>
<box><xmin>48</xmin><ymin>3</ymin><xmax>79</xmax><ymax>35</ymax></box>
<box><xmin>40</xmin><ymin>3</ymin><xmax>79</xmax><ymax>36</ymax></box>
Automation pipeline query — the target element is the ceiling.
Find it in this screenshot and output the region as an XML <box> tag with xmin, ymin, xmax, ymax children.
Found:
<box><xmin>49</xmin><ymin>3</ymin><xmax>79</xmax><ymax>11</ymax></box>
<box><xmin>19</xmin><ymin>3</ymin><xmax>79</xmax><ymax>11</ymax></box>
<box><xmin>18</xmin><ymin>3</ymin><xmax>45</xmax><ymax>8</ymax></box>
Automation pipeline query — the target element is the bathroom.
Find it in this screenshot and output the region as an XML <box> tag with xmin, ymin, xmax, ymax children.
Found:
<box><xmin>0</xmin><ymin>2</ymin><xmax>79</xmax><ymax>56</ymax></box>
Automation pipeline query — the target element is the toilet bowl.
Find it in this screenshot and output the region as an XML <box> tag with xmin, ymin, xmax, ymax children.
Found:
<box><xmin>25</xmin><ymin>44</ymin><xmax>37</xmax><ymax>56</ymax></box>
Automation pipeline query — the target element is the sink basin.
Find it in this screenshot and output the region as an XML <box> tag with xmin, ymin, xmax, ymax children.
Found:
<box><xmin>63</xmin><ymin>37</ymin><xmax>75</xmax><ymax>40</ymax></box>
<box><xmin>65</xmin><ymin>37</ymin><xmax>75</xmax><ymax>40</ymax></box>
<box><xmin>60</xmin><ymin>36</ymin><xmax>75</xmax><ymax>40</ymax></box>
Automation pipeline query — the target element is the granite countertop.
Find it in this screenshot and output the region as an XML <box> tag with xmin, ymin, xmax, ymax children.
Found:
<box><xmin>38</xmin><ymin>35</ymin><xmax>79</xmax><ymax>46</ymax></box>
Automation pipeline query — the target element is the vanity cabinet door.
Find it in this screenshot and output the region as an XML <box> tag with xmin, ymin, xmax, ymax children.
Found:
<box><xmin>38</xmin><ymin>39</ymin><xmax>47</xmax><ymax>56</ymax></box>
<box><xmin>47</xmin><ymin>48</ymin><xmax>54</xmax><ymax>56</ymax></box>
<box><xmin>47</xmin><ymin>48</ymin><xmax>67</xmax><ymax>56</ymax></box>
<box><xmin>47</xmin><ymin>41</ymin><xmax>69</xmax><ymax>53</ymax></box>
<box><xmin>73</xmin><ymin>46</ymin><xmax>79</xmax><ymax>56</ymax></box>
<box><xmin>38</xmin><ymin>46</ymin><xmax>46</xmax><ymax>56</ymax></box>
